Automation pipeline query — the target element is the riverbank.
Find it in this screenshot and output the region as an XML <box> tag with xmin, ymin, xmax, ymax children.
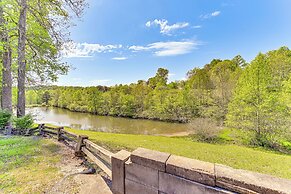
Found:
<box><xmin>66</xmin><ymin>127</ymin><xmax>291</xmax><ymax>180</ymax></box>
<box><xmin>28</xmin><ymin>105</ymin><xmax>188</xmax><ymax>123</ymax></box>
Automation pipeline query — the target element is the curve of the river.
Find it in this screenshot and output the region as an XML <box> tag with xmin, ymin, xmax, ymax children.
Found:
<box><xmin>28</xmin><ymin>107</ymin><xmax>191</xmax><ymax>136</ymax></box>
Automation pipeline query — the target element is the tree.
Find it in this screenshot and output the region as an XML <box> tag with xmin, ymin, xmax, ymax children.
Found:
<box><xmin>42</xmin><ymin>91</ymin><xmax>51</xmax><ymax>106</ymax></box>
<box><xmin>148</xmin><ymin>68</ymin><xmax>169</xmax><ymax>89</ymax></box>
<box><xmin>0</xmin><ymin>1</ymin><xmax>12</xmax><ymax>112</ymax></box>
<box><xmin>210</xmin><ymin>60</ymin><xmax>241</xmax><ymax>121</ymax></box>
<box><xmin>232</xmin><ymin>55</ymin><xmax>247</xmax><ymax>68</ymax></box>
<box><xmin>15</xmin><ymin>0</ymin><xmax>86</xmax><ymax>117</ymax></box>
<box><xmin>16</xmin><ymin>0</ymin><xmax>28</xmax><ymax>117</ymax></box>
<box><xmin>186</xmin><ymin>68</ymin><xmax>212</xmax><ymax>106</ymax></box>
<box><xmin>227</xmin><ymin>53</ymin><xmax>289</xmax><ymax>146</ymax></box>
<box><xmin>1</xmin><ymin>45</ymin><xmax>12</xmax><ymax>111</ymax></box>
<box><xmin>266</xmin><ymin>46</ymin><xmax>291</xmax><ymax>90</ymax></box>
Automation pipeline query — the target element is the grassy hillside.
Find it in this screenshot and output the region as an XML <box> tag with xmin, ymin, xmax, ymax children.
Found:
<box><xmin>67</xmin><ymin>128</ymin><xmax>291</xmax><ymax>179</ymax></box>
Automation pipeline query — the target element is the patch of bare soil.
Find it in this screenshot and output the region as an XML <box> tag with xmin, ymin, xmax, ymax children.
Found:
<box><xmin>158</xmin><ymin>131</ymin><xmax>191</xmax><ymax>137</ymax></box>
<box><xmin>46</xmin><ymin>139</ymin><xmax>112</xmax><ymax>194</ymax></box>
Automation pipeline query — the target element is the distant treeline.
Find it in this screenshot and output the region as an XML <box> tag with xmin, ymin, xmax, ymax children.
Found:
<box><xmin>26</xmin><ymin>47</ymin><xmax>291</xmax><ymax>145</ymax></box>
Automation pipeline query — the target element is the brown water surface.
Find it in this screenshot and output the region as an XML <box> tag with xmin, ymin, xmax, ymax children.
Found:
<box><xmin>28</xmin><ymin>107</ymin><xmax>191</xmax><ymax>135</ymax></box>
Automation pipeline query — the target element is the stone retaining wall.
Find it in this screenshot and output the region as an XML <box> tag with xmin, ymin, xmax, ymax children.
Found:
<box><xmin>111</xmin><ymin>148</ymin><xmax>291</xmax><ymax>194</ymax></box>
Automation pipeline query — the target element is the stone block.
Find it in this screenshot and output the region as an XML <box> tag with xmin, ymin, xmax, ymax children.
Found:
<box><xmin>131</xmin><ymin>148</ymin><xmax>170</xmax><ymax>171</ymax></box>
<box><xmin>125</xmin><ymin>179</ymin><xmax>158</xmax><ymax>194</ymax></box>
<box><xmin>215</xmin><ymin>164</ymin><xmax>291</xmax><ymax>194</ymax></box>
<box><xmin>159</xmin><ymin>172</ymin><xmax>233</xmax><ymax>194</ymax></box>
<box><xmin>125</xmin><ymin>162</ymin><xmax>159</xmax><ymax>189</ymax></box>
<box><xmin>166</xmin><ymin>155</ymin><xmax>215</xmax><ymax>186</ymax></box>
<box><xmin>111</xmin><ymin>150</ymin><xmax>131</xmax><ymax>194</ymax></box>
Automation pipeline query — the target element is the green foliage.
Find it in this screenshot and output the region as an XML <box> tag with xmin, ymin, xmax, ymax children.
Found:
<box><xmin>13</xmin><ymin>114</ymin><xmax>34</xmax><ymax>130</ymax></box>
<box><xmin>0</xmin><ymin>110</ymin><xmax>12</xmax><ymax>129</ymax></box>
<box><xmin>25</xmin><ymin>61</ymin><xmax>242</xmax><ymax>123</ymax></box>
<box><xmin>227</xmin><ymin>48</ymin><xmax>291</xmax><ymax>147</ymax></box>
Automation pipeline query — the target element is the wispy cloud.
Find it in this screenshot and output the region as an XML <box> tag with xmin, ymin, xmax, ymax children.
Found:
<box><xmin>145</xmin><ymin>19</ymin><xmax>189</xmax><ymax>35</ymax></box>
<box><xmin>62</xmin><ymin>42</ymin><xmax>122</xmax><ymax>58</ymax></box>
<box><xmin>112</xmin><ymin>57</ymin><xmax>128</xmax><ymax>60</ymax></box>
<box><xmin>129</xmin><ymin>40</ymin><xmax>199</xmax><ymax>56</ymax></box>
<box><xmin>168</xmin><ymin>73</ymin><xmax>175</xmax><ymax>77</ymax></box>
<box><xmin>200</xmin><ymin>11</ymin><xmax>221</xmax><ymax>19</ymax></box>
<box><xmin>193</xmin><ymin>25</ymin><xmax>202</xmax><ymax>29</ymax></box>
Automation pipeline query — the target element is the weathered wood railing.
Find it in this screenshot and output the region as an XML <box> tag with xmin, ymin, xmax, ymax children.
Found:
<box><xmin>36</xmin><ymin>124</ymin><xmax>113</xmax><ymax>178</ymax></box>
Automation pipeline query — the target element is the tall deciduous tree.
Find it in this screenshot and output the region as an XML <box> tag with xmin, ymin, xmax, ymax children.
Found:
<box><xmin>15</xmin><ymin>0</ymin><xmax>86</xmax><ymax>117</ymax></box>
<box><xmin>0</xmin><ymin>1</ymin><xmax>12</xmax><ymax>112</ymax></box>
<box><xmin>16</xmin><ymin>0</ymin><xmax>27</xmax><ymax>117</ymax></box>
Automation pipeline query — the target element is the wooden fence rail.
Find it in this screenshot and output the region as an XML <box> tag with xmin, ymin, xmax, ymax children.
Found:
<box><xmin>36</xmin><ymin>124</ymin><xmax>113</xmax><ymax>179</ymax></box>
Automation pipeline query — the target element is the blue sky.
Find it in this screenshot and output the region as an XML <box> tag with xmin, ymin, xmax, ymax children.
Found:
<box><xmin>57</xmin><ymin>0</ymin><xmax>291</xmax><ymax>86</ymax></box>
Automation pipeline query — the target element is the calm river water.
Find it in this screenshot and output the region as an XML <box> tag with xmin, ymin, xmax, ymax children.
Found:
<box><xmin>28</xmin><ymin>107</ymin><xmax>191</xmax><ymax>135</ymax></box>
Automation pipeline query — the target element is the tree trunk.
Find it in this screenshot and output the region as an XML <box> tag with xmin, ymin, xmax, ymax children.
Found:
<box><xmin>0</xmin><ymin>3</ymin><xmax>13</xmax><ymax>134</ymax></box>
<box><xmin>17</xmin><ymin>0</ymin><xmax>27</xmax><ymax>117</ymax></box>
<box><xmin>0</xmin><ymin>1</ymin><xmax>12</xmax><ymax>112</ymax></box>
<box><xmin>2</xmin><ymin>47</ymin><xmax>12</xmax><ymax>112</ymax></box>
<box><xmin>0</xmin><ymin>0</ymin><xmax>4</xmax><ymax>109</ymax></box>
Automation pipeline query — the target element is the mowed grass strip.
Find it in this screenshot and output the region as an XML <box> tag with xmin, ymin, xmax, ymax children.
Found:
<box><xmin>66</xmin><ymin>128</ymin><xmax>291</xmax><ymax>179</ymax></box>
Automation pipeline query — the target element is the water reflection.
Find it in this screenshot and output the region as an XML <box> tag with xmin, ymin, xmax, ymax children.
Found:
<box><xmin>28</xmin><ymin>107</ymin><xmax>190</xmax><ymax>135</ymax></box>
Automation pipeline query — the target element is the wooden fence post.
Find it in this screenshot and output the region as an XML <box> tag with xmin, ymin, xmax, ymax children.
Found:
<box><xmin>39</xmin><ymin>124</ymin><xmax>44</xmax><ymax>135</ymax></box>
<box><xmin>75</xmin><ymin>135</ymin><xmax>88</xmax><ymax>156</ymax></box>
<box><xmin>57</xmin><ymin>127</ymin><xmax>64</xmax><ymax>141</ymax></box>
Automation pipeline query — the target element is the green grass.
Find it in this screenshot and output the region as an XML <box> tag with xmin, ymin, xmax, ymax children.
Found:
<box><xmin>0</xmin><ymin>136</ymin><xmax>62</xmax><ymax>193</ymax></box>
<box><xmin>66</xmin><ymin>128</ymin><xmax>291</xmax><ymax>179</ymax></box>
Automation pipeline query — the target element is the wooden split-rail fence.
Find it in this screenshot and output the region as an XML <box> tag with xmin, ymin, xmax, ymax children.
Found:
<box><xmin>31</xmin><ymin>124</ymin><xmax>113</xmax><ymax>178</ymax></box>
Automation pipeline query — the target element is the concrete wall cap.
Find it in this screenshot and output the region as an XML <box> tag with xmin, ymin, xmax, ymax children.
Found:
<box><xmin>166</xmin><ymin>155</ymin><xmax>215</xmax><ymax>186</ymax></box>
<box><xmin>215</xmin><ymin>164</ymin><xmax>291</xmax><ymax>194</ymax></box>
<box><xmin>131</xmin><ymin>148</ymin><xmax>170</xmax><ymax>171</ymax></box>
<box><xmin>112</xmin><ymin>150</ymin><xmax>131</xmax><ymax>162</ymax></box>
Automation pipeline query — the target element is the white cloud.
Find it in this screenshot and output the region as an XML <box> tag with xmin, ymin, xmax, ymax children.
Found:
<box><xmin>168</xmin><ymin>73</ymin><xmax>175</xmax><ymax>77</ymax></box>
<box><xmin>146</xmin><ymin>19</ymin><xmax>189</xmax><ymax>35</ymax></box>
<box><xmin>62</xmin><ymin>42</ymin><xmax>122</xmax><ymax>58</ymax></box>
<box><xmin>211</xmin><ymin>11</ymin><xmax>221</xmax><ymax>17</ymax></box>
<box><xmin>145</xmin><ymin>21</ymin><xmax>151</xmax><ymax>27</ymax></box>
<box><xmin>129</xmin><ymin>40</ymin><xmax>199</xmax><ymax>57</ymax></box>
<box><xmin>112</xmin><ymin>57</ymin><xmax>128</xmax><ymax>60</ymax></box>
<box><xmin>128</xmin><ymin>45</ymin><xmax>149</xmax><ymax>52</ymax></box>
<box><xmin>200</xmin><ymin>11</ymin><xmax>221</xmax><ymax>19</ymax></box>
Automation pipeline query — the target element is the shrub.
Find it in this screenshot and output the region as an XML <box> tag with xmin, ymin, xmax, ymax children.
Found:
<box><xmin>13</xmin><ymin>114</ymin><xmax>34</xmax><ymax>130</ymax></box>
<box><xmin>0</xmin><ymin>110</ymin><xmax>12</xmax><ymax>129</ymax></box>
<box><xmin>189</xmin><ymin>118</ymin><xmax>222</xmax><ymax>143</ymax></box>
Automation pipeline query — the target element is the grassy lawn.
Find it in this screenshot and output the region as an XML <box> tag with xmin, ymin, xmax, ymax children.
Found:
<box><xmin>0</xmin><ymin>136</ymin><xmax>62</xmax><ymax>193</ymax></box>
<box><xmin>67</xmin><ymin>128</ymin><xmax>291</xmax><ymax>180</ymax></box>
